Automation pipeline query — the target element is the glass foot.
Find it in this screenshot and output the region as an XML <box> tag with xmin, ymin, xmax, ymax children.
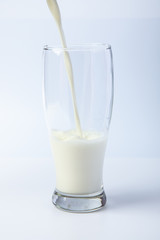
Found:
<box><xmin>52</xmin><ymin>189</ymin><xmax>106</xmax><ymax>213</ymax></box>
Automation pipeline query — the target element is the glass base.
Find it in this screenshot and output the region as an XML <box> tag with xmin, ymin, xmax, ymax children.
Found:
<box><xmin>52</xmin><ymin>189</ymin><xmax>106</xmax><ymax>213</ymax></box>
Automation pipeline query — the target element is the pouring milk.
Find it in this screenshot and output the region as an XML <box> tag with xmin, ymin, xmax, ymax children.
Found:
<box><xmin>46</xmin><ymin>0</ymin><xmax>107</xmax><ymax>194</ymax></box>
<box><xmin>46</xmin><ymin>0</ymin><xmax>82</xmax><ymax>137</ymax></box>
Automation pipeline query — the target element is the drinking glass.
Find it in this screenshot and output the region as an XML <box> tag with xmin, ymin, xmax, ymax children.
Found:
<box><xmin>43</xmin><ymin>43</ymin><xmax>114</xmax><ymax>212</ymax></box>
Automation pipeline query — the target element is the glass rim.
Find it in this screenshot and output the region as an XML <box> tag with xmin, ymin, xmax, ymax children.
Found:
<box><xmin>43</xmin><ymin>43</ymin><xmax>111</xmax><ymax>52</ymax></box>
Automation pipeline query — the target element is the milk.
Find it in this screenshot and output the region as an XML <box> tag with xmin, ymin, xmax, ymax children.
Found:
<box><xmin>46</xmin><ymin>0</ymin><xmax>107</xmax><ymax>195</ymax></box>
<box><xmin>46</xmin><ymin>0</ymin><xmax>82</xmax><ymax>137</ymax></box>
<box><xmin>50</xmin><ymin>130</ymin><xmax>107</xmax><ymax>194</ymax></box>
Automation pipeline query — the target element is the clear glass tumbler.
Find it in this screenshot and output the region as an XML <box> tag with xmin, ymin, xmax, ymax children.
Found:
<box><xmin>43</xmin><ymin>43</ymin><xmax>114</xmax><ymax>213</ymax></box>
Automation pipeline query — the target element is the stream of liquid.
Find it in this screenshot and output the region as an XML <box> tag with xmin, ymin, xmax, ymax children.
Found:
<box><xmin>46</xmin><ymin>0</ymin><xmax>82</xmax><ymax>137</ymax></box>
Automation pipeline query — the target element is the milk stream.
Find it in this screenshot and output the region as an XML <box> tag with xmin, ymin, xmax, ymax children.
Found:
<box><xmin>46</xmin><ymin>0</ymin><xmax>82</xmax><ymax>137</ymax></box>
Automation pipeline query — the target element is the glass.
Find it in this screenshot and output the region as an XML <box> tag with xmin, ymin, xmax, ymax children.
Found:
<box><xmin>43</xmin><ymin>43</ymin><xmax>114</xmax><ymax>213</ymax></box>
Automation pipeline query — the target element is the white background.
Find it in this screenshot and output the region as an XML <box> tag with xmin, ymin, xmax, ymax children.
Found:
<box><xmin>0</xmin><ymin>0</ymin><xmax>160</xmax><ymax>239</ymax></box>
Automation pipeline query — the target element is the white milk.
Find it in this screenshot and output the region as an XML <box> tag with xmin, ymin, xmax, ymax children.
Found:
<box><xmin>46</xmin><ymin>0</ymin><xmax>107</xmax><ymax>195</ymax></box>
<box><xmin>50</xmin><ymin>130</ymin><xmax>107</xmax><ymax>194</ymax></box>
<box><xmin>46</xmin><ymin>0</ymin><xmax>82</xmax><ymax>137</ymax></box>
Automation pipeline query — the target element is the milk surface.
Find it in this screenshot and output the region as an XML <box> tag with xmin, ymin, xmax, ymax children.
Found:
<box><xmin>50</xmin><ymin>130</ymin><xmax>107</xmax><ymax>194</ymax></box>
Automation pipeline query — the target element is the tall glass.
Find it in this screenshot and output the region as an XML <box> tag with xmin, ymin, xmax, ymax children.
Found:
<box><xmin>43</xmin><ymin>43</ymin><xmax>114</xmax><ymax>213</ymax></box>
